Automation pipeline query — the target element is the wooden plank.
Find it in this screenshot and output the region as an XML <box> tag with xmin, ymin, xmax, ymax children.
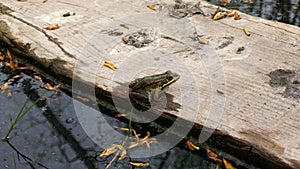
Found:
<box><xmin>0</xmin><ymin>0</ymin><xmax>299</xmax><ymax>168</ymax></box>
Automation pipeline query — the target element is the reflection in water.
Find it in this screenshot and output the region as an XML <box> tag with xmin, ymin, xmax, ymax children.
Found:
<box><xmin>207</xmin><ymin>0</ymin><xmax>300</xmax><ymax>26</ymax></box>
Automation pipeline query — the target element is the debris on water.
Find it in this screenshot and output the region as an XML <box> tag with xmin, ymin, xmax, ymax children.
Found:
<box><xmin>65</xmin><ymin>118</ymin><xmax>74</xmax><ymax>124</ymax></box>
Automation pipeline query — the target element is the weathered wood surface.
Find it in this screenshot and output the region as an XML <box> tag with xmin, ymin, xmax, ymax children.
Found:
<box><xmin>0</xmin><ymin>0</ymin><xmax>299</xmax><ymax>168</ymax></box>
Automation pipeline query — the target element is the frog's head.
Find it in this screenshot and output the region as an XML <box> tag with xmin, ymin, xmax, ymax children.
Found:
<box><xmin>158</xmin><ymin>70</ymin><xmax>180</xmax><ymax>90</ymax></box>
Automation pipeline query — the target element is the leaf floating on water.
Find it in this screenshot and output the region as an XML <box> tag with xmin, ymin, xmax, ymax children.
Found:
<box><xmin>7</xmin><ymin>50</ymin><xmax>15</xmax><ymax>69</ymax></box>
<box><xmin>130</xmin><ymin>162</ymin><xmax>150</xmax><ymax>167</ymax></box>
<box><xmin>100</xmin><ymin>144</ymin><xmax>123</xmax><ymax>158</ymax></box>
<box><xmin>33</xmin><ymin>75</ymin><xmax>43</xmax><ymax>82</ymax></box>
<box><xmin>75</xmin><ymin>96</ymin><xmax>90</xmax><ymax>102</ymax></box>
<box><xmin>207</xmin><ymin>149</ymin><xmax>218</xmax><ymax>158</ymax></box>
<box><xmin>13</xmin><ymin>75</ymin><xmax>23</xmax><ymax>79</ymax></box>
<box><xmin>140</xmin><ymin>131</ymin><xmax>150</xmax><ymax>142</ymax></box>
<box><xmin>45</xmin><ymin>24</ymin><xmax>60</xmax><ymax>30</ymax></box>
<box><xmin>104</xmin><ymin>61</ymin><xmax>117</xmax><ymax>71</ymax></box>
<box><xmin>41</xmin><ymin>83</ymin><xmax>61</xmax><ymax>91</ymax></box>
<box><xmin>207</xmin><ymin>149</ymin><xmax>222</xmax><ymax>164</ymax></box>
<box><xmin>186</xmin><ymin>140</ymin><xmax>200</xmax><ymax>151</ymax></box>
<box><xmin>133</xmin><ymin>129</ymin><xmax>140</xmax><ymax>141</ymax></box>
<box><xmin>0</xmin><ymin>52</ymin><xmax>5</xmax><ymax>60</ymax></box>
<box><xmin>15</xmin><ymin>67</ymin><xmax>31</xmax><ymax>70</ymax></box>
<box><xmin>243</xmin><ymin>28</ymin><xmax>251</xmax><ymax>36</ymax></box>
<box><xmin>15</xmin><ymin>60</ymin><xmax>19</xmax><ymax>68</ymax></box>
<box><xmin>7</xmin><ymin>90</ymin><xmax>12</xmax><ymax>97</ymax></box>
<box><xmin>114</xmin><ymin>126</ymin><xmax>130</xmax><ymax>131</ymax></box>
<box><xmin>147</xmin><ymin>5</ymin><xmax>157</xmax><ymax>11</ymax></box>
<box><xmin>115</xmin><ymin>113</ymin><xmax>127</xmax><ymax>118</ymax></box>
<box><xmin>223</xmin><ymin>158</ymin><xmax>235</xmax><ymax>169</ymax></box>
<box><xmin>118</xmin><ymin>149</ymin><xmax>127</xmax><ymax>160</ymax></box>
<box><xmin>1</xmin><ymin>82</ymin><xmax>12</xmax><ymax>93</ymax></box>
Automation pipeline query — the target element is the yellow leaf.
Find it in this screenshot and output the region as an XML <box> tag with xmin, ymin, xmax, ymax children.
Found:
<box><xmin>7</xmin><ymin>50</ymin><xmax>15</xmax><ymax>69</ymax></box>
<box><xmin>213</xmin><ymin>12</ymin><xmax>226</xmax><ymax>21</ymax></box>
<box><xmin>15</xmin><ymin>67</ymin><xmax>31</xmax><ymax>70</ymax></box>
<box><xmin>228</xmin><ymin>10</ymin><xmax>236</xmax><ymax>17</ymax></box>
<box><xmin>7</xmin><ymin>90</ymin><xmax>12</xmax><ymax>97</ymax></box>
<box><xmin>186</xmin><ymin>140</ymin><xmax>200</xmax><ymax>151</ymax></box>
<box><xmin>45</xmin><ymin>24</ymin><xmax>60</xmax><ymax>30</ymax></box>
<box><xmin>41</xmin><ymin>83</ymin><xmax>61</xmax><ymax>91</ymax></box>
<box><xmin>130</xmin><ymin>162</ymin><xmax>150</xmax><ymax>167</ymax></box>
<box><xmin>147</xmin><ymin>5</ymin><xmax>157</xmax><ymax>11</ymax></box>
<box><xmin>243</xmin><ymin>28</ymin><xmax>251</xmax><ymax>36</ymax></box>
<box><xmin>133</xmin><ymin>129</ymin><xmax>140</xmax><ymax>141</ymax></box>
<box><xmin>33</xmin><ymin>75</ymin><xmax>43</xmax><ymax>82</ymax></box>
<box><xmin>15</xmin><ymin>60</ymin><xmax>19</xmax><ymax>68</ymax></box>
<box><xmin>100</xmin><ymin>144</ymin><xmax>120</xmax><ymax>158</ymax></box>
<box><xmin>0</xmin><ymin>51</ymin><xmax>5</xmax><ymax>60</ymax></box>
<box><xmin>115</xmin><ymin>113</ymin><xmax>127</xmax><ymax>118</ymax></box>
<box><xmin>199</xmin><ymin>39</ymin><xmax>209</xmax><ymax>45</ymax></box>
<box><xmin>114</xmin><ymin>127</ymin><xmax>130</xmax><ymax>131</ymax></box>
<box><xmin>234</xmin><ymin>12</ymin><xmax>241</xmax><ymax>20</ymax></box>
<box><xmin>118</xmin><ymin>149</ymin><xmax>127</xmax><ymax>160</ymax></box>
<box><xmin>1</xmin><ymin>82</ymin><xmax>12</xmax><ymax>93</ymax></box>
<box><xmin>13</xmin><ymin>75</ymin><xmax>22</xmax><ymax>79</ymax></box>
<box><xmin>140</xmin><ymin>131</ymin><xmax>150</xmax><ymax>142</ymax></box>
<box><xmin>206</xmin><ymin>149</ymin><xmax>218</xmax><ymax>158</ymax></box>
<box><xmin>122</xmin><ymin>36</ymin><xmax>128</xmax><ymax>44</ymax></box>
<box><xmin>75</xmin><ymin>96</ymin><xmax>90</xmax><ymax>102</ymax></box>
<box><xmin>104</xmin><ymin>61</ymin><xmax>117</xmax><ymax>71</ymax></box>
<box><xmin>223</xmin><ymin>158</ymin><xmax>235</xmax><ymax>169</ymax></box>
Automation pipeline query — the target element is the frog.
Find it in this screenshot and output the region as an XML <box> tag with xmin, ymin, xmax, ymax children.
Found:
<box><xmin>129</xmin><ymin>70</ymin><xmax>180</xmax><ymax>110</ymax></box>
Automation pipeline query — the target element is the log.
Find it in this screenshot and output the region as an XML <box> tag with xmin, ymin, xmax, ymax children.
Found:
<box><xmin>0</xmin><ymin>0</ymin><xmax>299</xmax><ymax>168</ymax></box>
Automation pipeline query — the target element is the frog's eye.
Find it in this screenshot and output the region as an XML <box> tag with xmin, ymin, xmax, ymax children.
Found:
<box><xmin>167</xmin><ymin>76</ymin><xmax>174</xmax><ymax>81</ymax></box>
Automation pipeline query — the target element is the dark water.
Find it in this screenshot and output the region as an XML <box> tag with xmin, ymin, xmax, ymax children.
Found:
<box><xmin>207</xmin><ymin>0</ymin><xmax>300</xmax><ymax>26</ymax></box>
<box><xmin>0</xmin><ymin>52</ymin><xmax>257</xmax><ymax>169</ymax></box>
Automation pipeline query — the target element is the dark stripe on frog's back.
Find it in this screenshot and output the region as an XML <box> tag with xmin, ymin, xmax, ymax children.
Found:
<box><xmin>129</xmin><ymin>76</ymin><xmax>166</xmax><ymax>90</ymax></box>
<box><xmin>129</xmin><ymin>71</ymin><xmax>169</xmax><ymax>90</ymax></box>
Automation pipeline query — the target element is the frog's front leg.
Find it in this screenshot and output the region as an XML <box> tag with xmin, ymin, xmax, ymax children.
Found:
<box><xmin>148</xmin><ymin>89</ymin><xmax>166</xmax><ymax>103</ymax></box>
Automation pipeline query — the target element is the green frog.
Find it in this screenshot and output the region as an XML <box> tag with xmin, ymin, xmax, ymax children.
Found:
<box><xmin>129</xmin><ymin>70</ymin><xmax>180</xmax><ymax>110</ymax></box>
